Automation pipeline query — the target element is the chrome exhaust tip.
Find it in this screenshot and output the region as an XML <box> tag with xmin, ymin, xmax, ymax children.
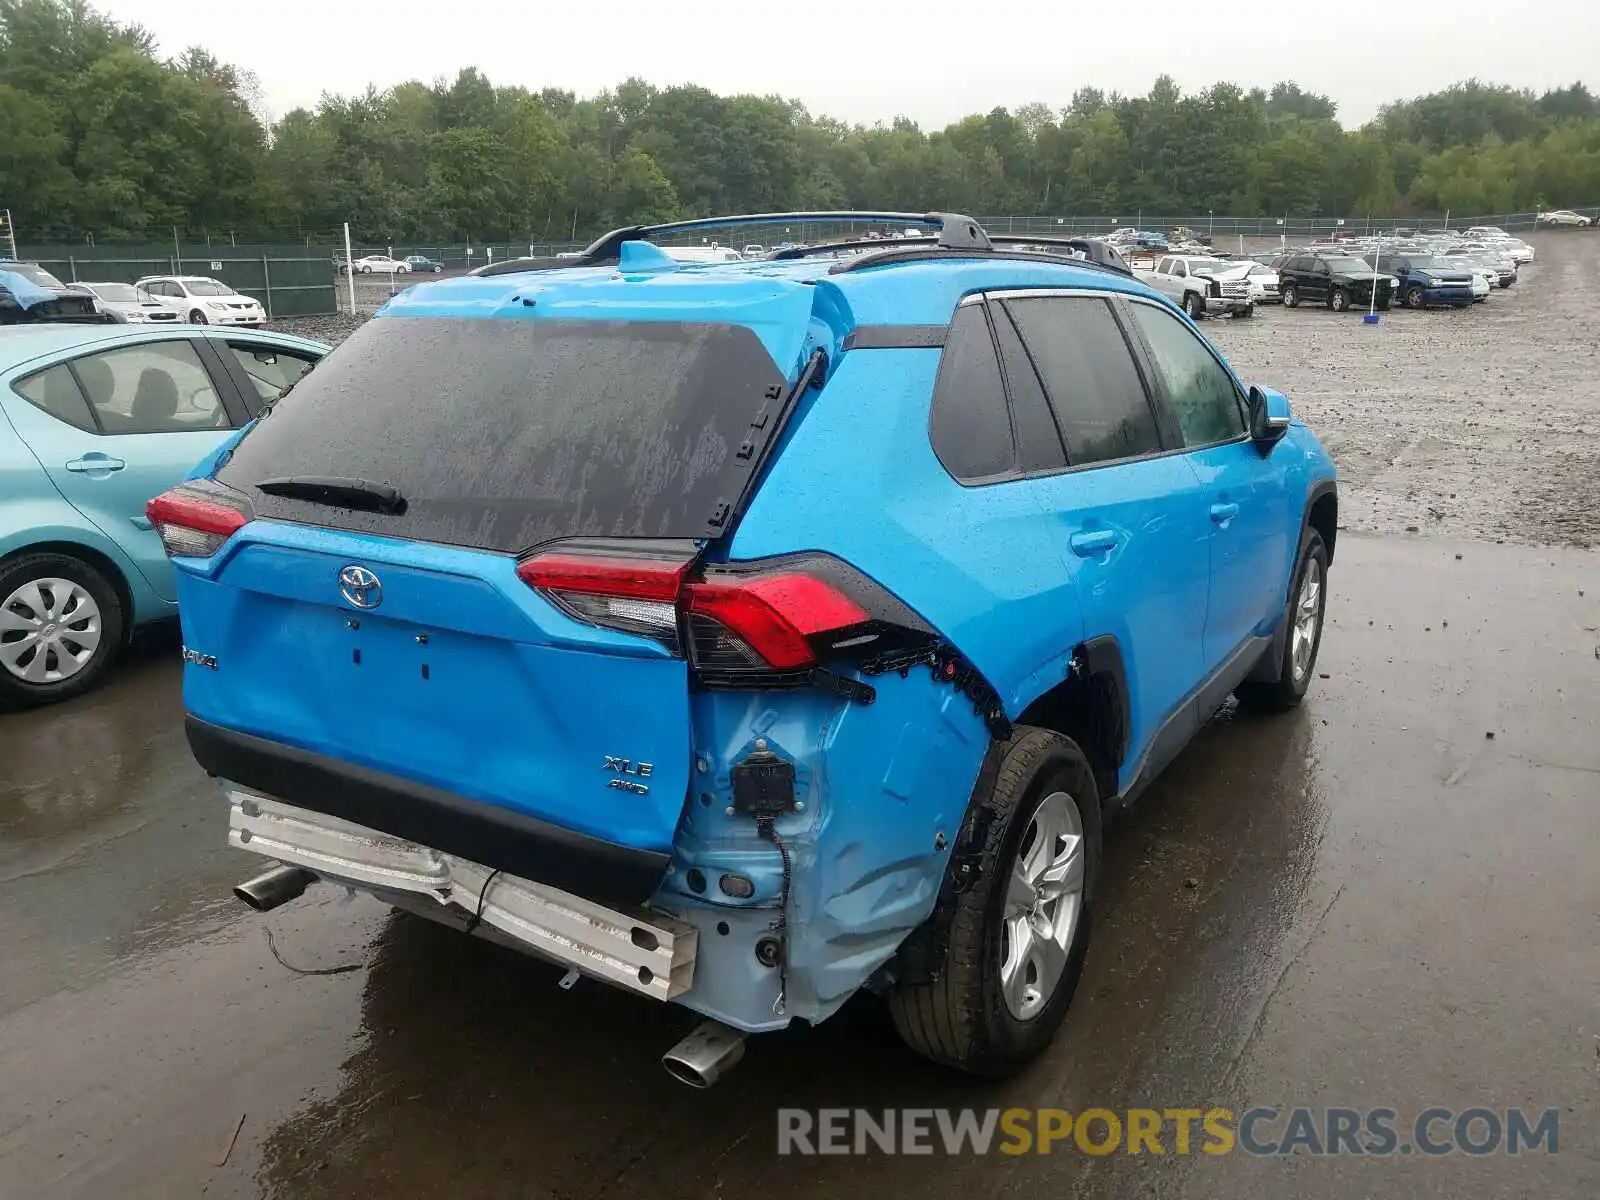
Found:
<box><xmin>233</xmin><ymin>865</ymin><xmax>317</xmax><ymax>912</ymax></box>
<box><xmin>662</xmin><ymin>1020</ymin><xmax>747</xmax><ymax>1088</ymax></box>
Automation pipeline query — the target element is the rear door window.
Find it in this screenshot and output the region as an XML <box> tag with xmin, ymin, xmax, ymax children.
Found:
<box><xmin>1002</xmin><ymin>296</ymin><xmax>1163</xmax><ymax>467</ymax></box>
<box><xmin>928</xmin><ymin>303</ymin><xmax>1015</xmax><ymax>482</ymax></box>
<box><xmin>991</xmin><ymin>305</ymin><xmax>1066</xmax><ymax>474</ymax></box>
<box><xmin>226</xmin><ymin>342</ymin><xmax>319</xmax><ymax>403</ymax></box>
<box><xmin>74</xmin><ymin>340</ymin><xmax>231</xmax><ymax>434</ymax></box>
<box><xmin>218</xmin><ymin>316</ymin><xmax>791</xmax><ymax>553</ymax></box>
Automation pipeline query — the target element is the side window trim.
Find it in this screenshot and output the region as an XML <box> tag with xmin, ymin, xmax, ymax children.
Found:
<box><xmin>1117</xmin><ymin>295</ymin><xmax>1250</xmax><ymax>449</ymax></box>
<box><xmin>60</xmin><ymin>361</ymin><xmax>109</xmax><ymax>434</ymax></box>
<box><xmin>987</xmin><ymin>296</ymin><xmax>1068</xmax><ymax>475</ymax></box>
<box><xmin>195</xmin><ymin>335</ymin><xmax>267</xmax><ymax>423</ymax></box>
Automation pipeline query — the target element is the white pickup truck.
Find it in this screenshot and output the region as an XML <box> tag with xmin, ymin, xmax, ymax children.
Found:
<box><xmin>1149</xmin><ymin>255</ymin><xmax>1255</xmax><ymax>319</ymax></box>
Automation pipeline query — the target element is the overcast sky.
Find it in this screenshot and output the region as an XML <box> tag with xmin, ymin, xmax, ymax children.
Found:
<box><xmin>95</xmin><ymin>0</ymin><xmax>1596</xmax><ymax>129</ymax></box>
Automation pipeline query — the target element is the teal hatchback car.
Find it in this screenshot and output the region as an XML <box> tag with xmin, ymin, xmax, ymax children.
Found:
<box><xmin>0</xmin><ymin>323</ymin><xmax>326</xmax><ymax>708</ymax></box>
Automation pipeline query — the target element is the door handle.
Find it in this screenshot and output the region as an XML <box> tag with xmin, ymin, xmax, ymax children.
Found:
<box><xmin>1069</xmin><ymin>529</ymin><xmax>1121</xmax><ymax>557</ymax></box>
<box><xmin>1210</xmin><ymin>501</ymin><xmax>1240</xmax><ymax>525</ymax></box>
<box><xmin>65</xmin><ymin>454</ymin><xmax>126</xmax><ymax>473</ymax></box>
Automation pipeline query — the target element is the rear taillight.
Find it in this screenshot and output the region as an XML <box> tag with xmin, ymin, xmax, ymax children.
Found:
<box><xmin>146</xmin><ymin>485</ymin><xmax>250</xmax><ymax>557</ymax></box>
<box><xmin>517</xmin><ymin>546</ymin><xmax>934</xmax><ymax>678</ymax></box>
<box><xmin>683</xmin><ymin>572</ymin><xmax>867</xmax><ymax>670</ymax></box>
<box><xmin>516</xmin><ymin>547</ymin><xmax>692</xmax><ymax>653</ymax></box>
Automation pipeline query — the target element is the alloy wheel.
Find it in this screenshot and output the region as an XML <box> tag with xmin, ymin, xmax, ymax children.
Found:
<box><xmin>1290</xmin><ymin>557</ymin><xmax>1325</xmax><ymax>684</ymax></box>
<box><xmin>999</xmin><ymin>790</ymin><xmax>1087</xmax><ymax>1021</ymax></box>
<box><xmin>0</xmin><ymin>577</ymin><xmax>103</xmax><ymax>684</ymax></box>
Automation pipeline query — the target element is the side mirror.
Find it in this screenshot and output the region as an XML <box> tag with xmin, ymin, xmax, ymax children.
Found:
<box><xmin>1248</xmin><ymin>385</ymin><xmax>1292</xmax><ymax>452</ymax></box>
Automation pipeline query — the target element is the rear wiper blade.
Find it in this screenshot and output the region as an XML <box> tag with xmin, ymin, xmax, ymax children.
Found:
<box><xmin>255</xmin><ymin>475</ymin><xmax>407</xmax><ymax>514</ymax></box>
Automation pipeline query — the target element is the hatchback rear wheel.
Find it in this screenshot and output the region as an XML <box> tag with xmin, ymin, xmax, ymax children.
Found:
<box><xmin>0</xmin><ymin>552</ymin><xmax>125</xmax><ymax>710</ymax></box>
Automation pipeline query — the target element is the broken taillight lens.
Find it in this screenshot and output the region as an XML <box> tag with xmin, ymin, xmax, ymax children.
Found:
<box><xmin>146</xmin><ymin>485</ymin><xmax>250</xmax><ymax>557</ymax></box>
<box><xmin>682</xmin><ymin>571</ymin><xmax>868</xmax><ymax>670</ymax></box>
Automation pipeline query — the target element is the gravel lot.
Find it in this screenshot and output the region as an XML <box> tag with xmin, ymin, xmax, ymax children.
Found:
<box><xmin>272</xmin><ymin>230</ymin><xmax>1600</xmax><ymax>548</ymax></box>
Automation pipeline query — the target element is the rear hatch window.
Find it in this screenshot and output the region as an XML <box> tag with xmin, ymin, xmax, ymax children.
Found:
<box><xmin>217</xmin><ymin>315</ymin><xmax>790</xmax><ymax>553</ymax></box>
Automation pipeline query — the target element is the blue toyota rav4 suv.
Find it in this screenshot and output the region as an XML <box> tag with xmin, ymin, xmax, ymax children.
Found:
<box><xmin>152</xmin><ymin>212</ymin><xmax>1336</xmax><ymax>1085</ymax></box>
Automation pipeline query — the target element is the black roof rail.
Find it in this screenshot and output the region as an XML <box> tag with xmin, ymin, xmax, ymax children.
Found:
<box><xmin>808</xmin><ymin>233</ymin><xmax>1136</xmax><ymax>279</ymax></box>
<box><xmin>472</xmin><ymin>211</ymin><xmax>992</xmax><ymax>276</ymax></box>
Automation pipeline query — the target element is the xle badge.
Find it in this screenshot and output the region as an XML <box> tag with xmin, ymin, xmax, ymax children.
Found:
<box><xmin>603</xmin><ymin>756</ymin><xmax>653</xmax><ymax>795</ymax></box>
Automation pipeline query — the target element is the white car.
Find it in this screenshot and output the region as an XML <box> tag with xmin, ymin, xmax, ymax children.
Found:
<box><xmin>1241</xmin><ymin>263</ymin><xmax>1281</xmax><ymax>303</ymax></box>
<box><xmin>135</xmin><ymin>276</ymin><xmax>266</xmax><ymax>326</ymax></box>
<box><xmin>351</xmin><ymin>255</ymin><xmax>410</xmax><ymax>274</ymax></box>
<box><xmin>1536</xmin><ymin>209</ymin><xmax>1592</xmax><ymax>228</ymax></box>
<box><xmin>1468</xmin><ymin>269</ymin><xmax>1493</xmax><ymax>300</ymax></box>
<box><xmin>77</xmin><ymin>281</ymin><xmax>183</xmax><ymax>324</ymax></box>
<box><xmin>741</xmin><ymin>244</ymin><xmax>766</xmax><ymax>257</ymax></box>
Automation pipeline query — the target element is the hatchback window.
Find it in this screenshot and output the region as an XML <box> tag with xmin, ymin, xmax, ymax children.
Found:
<box><xmin>14</xmin><ymin>364</ymin><xmax>97</xmax><ymax>432</ymax></box>
<box><xmin>1003</xmin><ymin>296</ymin><xmax>1161</xmax><ymax>467</ymax></box>
<box><xmin>1125</xmin><ymin>301</ymin><xmax>1246</xmax><ymax>447</ymax></box>
<box><xmin>74</xmin><ymin>340</ymin><xmax>230</xmax><ymax>434</ymax></box>
<box><xmin>219</xmin><ymin>316</ymin><xmax>791</xmax><ymax>553</ymax></box>
<box><xmin>928</xmin><ymin>303</ymin><xmax>1014</xmax><ymax>481</ymax></box>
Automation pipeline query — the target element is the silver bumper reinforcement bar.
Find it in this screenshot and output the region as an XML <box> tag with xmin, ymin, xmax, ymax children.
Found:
<box><xmin>226</xmin><ymin>786</ymin><xmax>696</xmax><ymax>1001</ymax></box>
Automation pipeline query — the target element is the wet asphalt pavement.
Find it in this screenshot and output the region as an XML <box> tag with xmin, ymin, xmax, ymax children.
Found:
<box><xmin>5</xmin><ymin>240</ymin><xmax>1600</xmax><ymax>1199</ymax></box>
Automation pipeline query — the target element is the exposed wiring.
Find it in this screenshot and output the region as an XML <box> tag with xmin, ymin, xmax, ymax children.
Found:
<box><xmin>756</xmin><ymin>814</ymin><xmax>791</xmax><ymax>1015</ymax></box>
<box><xmin>464</xmin><ymin>868</ymin><xmax>503</xmax><ymax>937</ymax></box>
<box><xmin>263</xmin><ymin>927</ymin><xmax>365</xmax><ymax>976</ymax></box>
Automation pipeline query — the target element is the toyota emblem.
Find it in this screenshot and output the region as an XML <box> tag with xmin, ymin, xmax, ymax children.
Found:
<box><xmin>338</xmin><ymin>565</ymin><xmax>383</xmax><ymax>609</ymax></box>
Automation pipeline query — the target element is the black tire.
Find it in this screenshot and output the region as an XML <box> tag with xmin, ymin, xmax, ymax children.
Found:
<box><xmin>889</xmin><ymin>727</ymin><xmax>1102</xmax><ymax>1076</ymax></box>
<box><xmin>1330</xmin><ymin>287</ymin><xmax>1350</xmax><ymax>312</ymax></box>
<box><xmin>1237</xmin><ymin>303</ymin><xmax>1255</xmax><ymax>319</ymax></box>
<box><xmin>1182</xmin><ymin>292</ymin><xmax>1204</xmax><ymax>319</ymax></box>
<box><xmin>1281</xmin><ymin>282</ymin><xmax>1299</xmax><ymax>308</ymax></box>
<box><xmin>0</xmin><ymin>551</ymin><xmax>125</xmax><ymax>711</ymax></box>
<box><xmin>1377</xmin><ymin>296</ymin><xmax>1392</xmax><ymax>311</ymax></box>
<box><xmin>1403</xmin><ymin>283</ymin><xmax>1426</xmax><ymax>309</ymax></box>
<box><xmin>1237</xmin><ymin>529</ymin><xmax>1329</xmax><ymax>713</ymax></box>
<box><xmin>189</xmin><ymin>309</ymin><xmax>208</xmax><ymax>324</ymax></box>
<box><xmin>360</xmin><ymin>265</ymin><xmax>372</xmax><ymax>274</ymax></box>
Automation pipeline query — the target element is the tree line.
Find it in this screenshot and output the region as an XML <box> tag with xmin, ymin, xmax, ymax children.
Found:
<box><xmin>2</xmin><ymin>0</ymin><xmax>1597</xmax><ymax>245</ymax></box>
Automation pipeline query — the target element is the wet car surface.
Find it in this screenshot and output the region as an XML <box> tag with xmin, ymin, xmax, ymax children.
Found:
<box><xmin>4</xmin><ymin>237</ymin><xmax>1600</xmax><ymax>1200</ymax></box>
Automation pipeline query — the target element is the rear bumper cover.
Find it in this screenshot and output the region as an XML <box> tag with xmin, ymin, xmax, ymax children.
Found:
<box><xmin>186</xmin><ymin>716</ymin><xmax>671</xmax><ymax>907</ymax></box>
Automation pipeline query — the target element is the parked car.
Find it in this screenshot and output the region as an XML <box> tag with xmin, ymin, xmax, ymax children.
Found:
<box><xmin>1</xmin><ymin>261</ymin><xmax>116</xmax><ymax>326</ymax></box>
<box><xmin>351</xmin><ymin>255</ymin><xmax>410</xmax><ymax>274</ymax></box>
<box><xmin>1360</xmin><ymin>253</ymin><xmax>1474</xmax><ymax>309</ymax></box>
<box><xmin>79</xmin><ymin>282</ymin><xmax>184</xmax><ymax>324</ymax></box>
<box><xmin>1441</xmin><ymin>245</ymin><xmax>1517</xmax><ymax>288</ymax></box>
<box><xmin>1276</xmin><ymin>253</ymin><xmax>1394</xmax><ymax>311</ymax></box>
<box><xmin>402</xmin><ymin>255</ymin><xmax>443</xmax><ymax>273</ymax></box>
<box><xmin>1149</xmin><ymin>255</ymin><xmax>1254</xmax><ymax>319</ymax></box>
<box><xmin>1241</xmin><ymin>263</ymin><xmax>1281</xmax><ymax>304</ymax></box>
<box><xmin>136</xmin><ymin>276</ymin><xmax>266</xmax><ymax>327</ymax></box>
<box><xmin>0</xmin><ymin>324</ymin><xmax>326</xmax><ymax>708</ymax></box>
<box><xmin>155</xmin><ymin>210</ymin><xmax>1337</xmax><ymax>1084</ymax></box>
<box><xmin>1536</xmin><ymin>210</ymin><xmax>1592</xmax><ymax>228</ymax></box>
<box><xmin>741</xmin><ymin>244</ymin><xmax>766</xmax><ymax>257</ymax></box>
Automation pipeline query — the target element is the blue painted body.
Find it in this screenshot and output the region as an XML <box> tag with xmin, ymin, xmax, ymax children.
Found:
<box><xmin>174</xmin><ymin>247</ymin><xmax>1335</xmax><ymax>1031</ymax></box>
<box><xmin>0</xmin><ymin>325</ymin><xmax>327</xmax><ymax>626</ymax></box>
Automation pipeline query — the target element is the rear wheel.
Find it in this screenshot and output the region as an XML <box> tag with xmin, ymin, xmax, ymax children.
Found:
<box><xmin>0</xmin><ymin>552</ymin><xmax>125</xmax><ymax>710</ymax></box>
<box><xmin>1238</xmin><ymin>530</ymin><xmax>1328</xmax><ymax>712</ymax></box>
<box><xmin>889</xmin><ymin>728</ymin><xmax>1101</xmax><ymax>1076</ymax></box>
<box><xmin>1281</xmin><ymin>282</ymin><xmax>1299</xmax><ymax>308</ymax></box>
<box><xmin>1330</xmin><ymin>287</ymin><xmax>1350</xmax><ymax>312</ymax></box>
<box><xmin>1404</xmin><ymin>283</ymin><xmax>1426</xmax><ymax>309</ymax></box>
<box><xmin>1182</xmin><ymin>292</ymin><xmax>1204</xmax><ymax>319</ymax></box>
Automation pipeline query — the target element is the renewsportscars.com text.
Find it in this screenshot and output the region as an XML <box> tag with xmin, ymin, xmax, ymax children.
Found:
<box><xmin>776</xmin><ymin>1106</ymin><xmax>1560</xmax><ymax>1157</ymax></box>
